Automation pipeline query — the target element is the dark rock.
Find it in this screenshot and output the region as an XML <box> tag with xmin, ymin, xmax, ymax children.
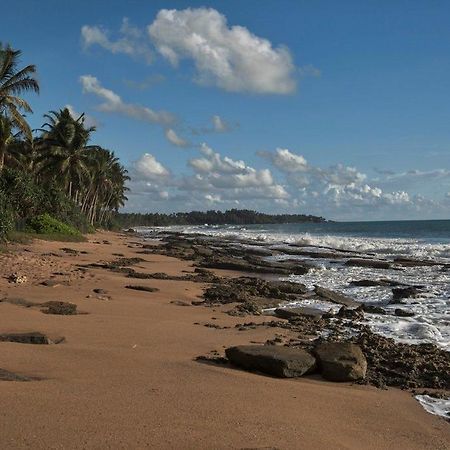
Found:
<box><xmin>393</xmin><ymin>257</ymin><xmax>448</xmax><ymax>268</ymax></box>
<box><xmin>0</xmin><ymin>297</ymin><xmax>37</xmax><ymax>308</ymax></box>
<box><xmin>349</xmin><ymin>279</ymin><xmax>404</xmax><ymax>287</ymax></box>
<box><xmin>345</xmin><ymin>259</ymin><xmax>390</xmax><ymax>269</ymax></box>
<box><xmin>391</xmin><ymin>286</ymin><xmax>419</xmax><ymax>302</ymax></box>
<box><xmin>170</xmin><ymin>300</ymin><xmax>191</xmax><ymax>306</ymax></box>
<box><xmin>314</xmin><ymin>342</ymin><xmax>367</xmax><ymax>382</ymax></box>
<box><xmin>274</xmin><ymin>307</ymin><xmax>324</xmax><ymax>321</ymax></box>
<box><xmin>60</xmin><ymin>248</ymin><xmax>79</xmax><ymax>255</ymax></box>
<box><xmin>361</xmin><ymin>304</ymin><xmax>386</xmax><ymax>314</ymax></box>
<box><xmin>314</xmin><ymin>286</ymin><xmax>360</xmax><ymax>308</ymax></box>
<box><xmin>227</xmin><ymin>301</ymin><xmax>262</xmax><ymax>316</ymax></box>
<box><xmin>353</xmin><ymin>327</ymin><xmax>450</xmax><ymax>390</ymax></box>
<box><xmin>394</xmin><ymin>308</ymin><xmax>415</xmax><ymax>317</ymax></box>
<box><xmin>0</xmin><ymin>332</ymin><xmax>60</xmax><ymax>345</ymax></box>
<box><xmin>0</xmin><ymin>368</ymin><xmax>33</xmax><ymax>382</ymax></box>
<box><xmin>93</xmin><ymin>288</ymin><xmax>108</xmax><ymax>294</ymax></box>
<box><xmin>225</xmin><ymin>345</ymin><xmax>316</xmax><ymax>378</ymax></box>
<box><xmin>336</xmin><ymin>306</ymin><xmax>364</xmax><ymax>320</ymax></box>
<box><xmin>125</xmin><ymin>285</ymin><xmax>159</xmax><ymax>293</ymax></box>
<box><xmin>41</xmin><ymin>301</ymin><xmax>78</xmax><ymax>315</ymax></box>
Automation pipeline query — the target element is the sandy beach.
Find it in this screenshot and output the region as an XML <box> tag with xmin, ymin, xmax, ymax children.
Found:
<box><xmin>0</xmin><ymin>231</ymin><xmax>449</xmax><ymax>450</ymax></box>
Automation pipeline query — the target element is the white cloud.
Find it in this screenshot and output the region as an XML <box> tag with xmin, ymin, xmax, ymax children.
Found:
<box><xmin>81</xmin><ymin>18</ymin><xmax>153</xmax><ymax>63</ymax></box>
<box><xmin>148</xmin><ymin>8</ymin><xmax>296</xmax><ymax>94</ymax></box>
<box><xmin>184</xmin><ymin>143</ymin><xmax>288</xmax><ymax>200</ymax></box>
<box><xmin>165</xmin><ymin>128</ymin><xmax>189</xmax><ymax>147</ymax></box>
<box><xmin>134</xmin><ymin>153</ymin><xmax>169</xmax><ymax>180</ymax></box>
<box><xmin>80</xmin><ymin>75</ymin><xmax>175</xmax><ymax>126</ymax></box>
<box><xmin>212</xmin><ymin>115</ymin><xmax>229</xmax><ymax>132</ymax></box>
<box><xmin>65</xmin><ymin>104</ymin><xmax>98</xmax><ymax>128</ymax></box>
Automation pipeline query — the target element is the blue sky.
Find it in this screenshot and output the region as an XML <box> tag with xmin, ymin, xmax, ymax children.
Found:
<box><xmin>4</xmin><ymin>0</ymin><xmax>450</xmax><ymax>220</ymax></box>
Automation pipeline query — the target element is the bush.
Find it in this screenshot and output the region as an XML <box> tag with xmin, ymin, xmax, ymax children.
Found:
<box><xmin>0</xmin><ymin>190</ymin><xmax>13</xmax><ymax>241</ymax></box>
<box><xmin>26</xmin><ymin>214</ymin><xmax>81</xmax><ymax>236</ymax></box>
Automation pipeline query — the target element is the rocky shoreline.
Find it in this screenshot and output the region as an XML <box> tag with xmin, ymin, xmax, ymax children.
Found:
<box><xmin>131</xmin><ymin>229</ymin><xmax>449</xmax><ymax>402</ymax></box>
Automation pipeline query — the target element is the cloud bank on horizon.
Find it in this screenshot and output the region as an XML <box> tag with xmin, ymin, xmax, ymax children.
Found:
<box><xmin>77</xmin><ymin>6</ymin><xmax>449</xmax><ymax>220</ymax></box>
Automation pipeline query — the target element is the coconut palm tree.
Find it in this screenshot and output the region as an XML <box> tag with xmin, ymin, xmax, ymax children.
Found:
<box><xmin>38</xmin><ymin>108</ymin><xmax>96</xmax><ymax>198</ymax></box>
<box><xmin>0</xmin><ymin>43</ymin><xmax>39</xmax><ymax>169</ymax></box>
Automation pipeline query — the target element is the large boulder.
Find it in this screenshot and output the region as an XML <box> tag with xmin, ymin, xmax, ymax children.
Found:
<box><xmin>314</xmin><ymin>342</ymin><xmax>367</xmax><ymax>382</ymax></box>
<box><xmin>225</xmin><ymin>345</ymin><xmax>316</xmax><ymax>378</ymax></box>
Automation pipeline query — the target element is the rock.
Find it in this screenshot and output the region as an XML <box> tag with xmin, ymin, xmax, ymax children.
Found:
<box><xmin>314</xmin><ymin>342</ymin><xmax>367</xmax><ymax>382</ymax></box>
<box><xmin>225</xmin><ymin>345</ymin><xmax>316</xmax><ymax>378</ymax></box>
<box><xmin>0</xmin><ymin>368</ymin><xmax>33</xmax><ymax>381</ymax></box>
<box><xmin>8</xmin><ymin>273</ymin><xmax>27</xmax><ymax>284</ymax></box>
<box><xmin>125</xmin><ymin>285</ymin><xmax>159</xmax><ymax>292</ymax></box>
<box><xmin>361</xmin><ymin>304</ymin><xmax>386</xmax><ymax>314</ymax></box>
<box><xmin>274</xmin><ymin>307</ymin><xmax>324</xmax><ymax>321</ymax></box>
<box><xmin>93</xmin><ymin>288</ymin><xmax>108</xmax><ymax>294</ymax></box>
<box><xmin>394</xmin><ymin>308</ymin><xmax>415</xmax><ymax>317</ymax></box>
<box><xmin>0</xmin><ymin>332</ymin><xmax>61</xmax><ymax>345</ymax></box>
<box><xmin>314</xmin><ymin>286</ymin><xmax>360</xmax><ymax>308</ymax></box>
<box><xmin>60</xmin><ymin>247</ymin><xmax>79</xmax><ymax>255</ymax></box>
<box><xmin>0</xmin><ymin>297</ymin><xmax>36</xmax><ymax>307</ymax></box>
<box><xmin>170</xmin><ymin>300</ymin><xmax>191</xmax><ymax>306</ymax></box>
<box><xmin>41</xmin><ymin>301</ymin><xmax>77</xmax><ymax>315</ymax></box>
<box><xmin>393</xmin><ymin>257</ymin><xmax>448</xmax><ymax>268</ymax></box>
<box><xmin>349</xmin><ymin>279</ymin><xmax>404</xmax><ymax>287</ymax></box>
<box><xmin>345</xmin><ymin>259</ymin><xmax>391</xmax><ymax>269</ymax></box>
<box><xmin>227</xmin><ymin>301</ymin><xmax>262</xmax><ymax>316</ymax></box>
<box><xmin>336</xmin><ymin>306</ymin><xmax>364</xmax><ymax>320</ymax></box>
<box><xmin>391</xmin><ymin>286</ymin><xmax>419</xmax><ymax>302</ymax></box>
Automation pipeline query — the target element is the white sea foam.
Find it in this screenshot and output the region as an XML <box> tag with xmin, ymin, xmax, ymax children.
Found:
<box><xmin>415</xmin><ymin>395</ymin><xmax>450</xmax><ymax>420</ymax></box>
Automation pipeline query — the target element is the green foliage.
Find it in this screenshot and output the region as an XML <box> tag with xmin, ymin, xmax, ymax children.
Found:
<box><xmin>26</xmin><ymin>213</ymin><xmax>81</xmax><ymax>236</ymax></box>
<box><xmin>0</xmin><ymin>189</ymin><xmax>13</xmax><ymax>241</ymax></box>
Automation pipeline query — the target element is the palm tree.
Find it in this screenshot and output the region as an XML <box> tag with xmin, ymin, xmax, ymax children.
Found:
<box><xmin>0</xmin><ymin>43</ymin><xmax>39</xmax><ymax>169</ymax></box>
<box><xmin>38</xmin><ymin>108</ymin><xmax>96</xmax><ymax>198</ymax></box>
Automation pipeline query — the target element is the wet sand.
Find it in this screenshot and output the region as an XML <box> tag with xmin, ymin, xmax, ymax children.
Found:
<box><xmin>0</xmin><ymin>231</ymin><xmax>448</xmax><ymax>449</ymax></box>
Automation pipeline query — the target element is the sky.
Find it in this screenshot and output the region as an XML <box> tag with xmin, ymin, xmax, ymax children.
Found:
<box><xmin>3</xmin><ymin>0</ymin><xmax>450</xmax><ymax>220</ymax></box>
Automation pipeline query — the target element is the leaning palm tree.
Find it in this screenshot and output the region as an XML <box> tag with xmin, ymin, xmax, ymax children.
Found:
<box><xmin>0</xmin><ymin>43</ymin><xmax>39</xmax><ymax>169</ymax></box>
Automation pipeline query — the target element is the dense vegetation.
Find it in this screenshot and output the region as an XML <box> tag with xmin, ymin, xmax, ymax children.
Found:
<box><xmin>116</xmin><ymin>209</ymin><xmax>326</xmax><ymax>227</ymax></box>
<box><xmin>0</xmin><ymin>43</ymin><xmax>129</xmax><ymax>241</ymax></box>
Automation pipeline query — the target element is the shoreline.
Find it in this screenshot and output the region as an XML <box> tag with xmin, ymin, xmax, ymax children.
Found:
<box><xmin>0</xmin><ymin>231</ymin><xmax>449</xmax><ymax>449</ymax></box>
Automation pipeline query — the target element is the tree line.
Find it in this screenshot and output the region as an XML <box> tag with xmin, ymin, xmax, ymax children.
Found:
<box><xmin>0</xmin><ymin>43</ymin><xmax>129</xmax><ymax>239</ymax></box>
<box><xmin>116</xmin><ymin>209</ymin><xmax>326</xmax><ymax>227</ymax></box>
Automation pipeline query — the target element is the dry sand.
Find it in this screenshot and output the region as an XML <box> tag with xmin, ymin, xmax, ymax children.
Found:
<box><xmin>0</xmin><ymin>231</ymin><xmax>448</xmax><ymax>450</ymax></box>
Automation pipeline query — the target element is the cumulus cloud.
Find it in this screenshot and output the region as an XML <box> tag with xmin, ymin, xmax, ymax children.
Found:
<box><xmin>184</xmin><ymin>143</ymin><xmax>288</xmax><ymax>199</ymax></box>
<box><xmin>81</xmin><ymin>18</ymin><xmax>153</xmax><ymax>63</ymax></box>
<box><xmin>80</xmin><ymin>75</ymin><xmax>175</xmax><ymax>126</ymax></box>
<box><xmin>133</xmin><ymin>153</ymin><xmax>170</xmax><ymax>180</ymax></box>
<box><xmin>165</xmin><ymin>128</ymin><xmax>189</xmax><ymax>147</ymax></box>
<box><xmin>148</xmin><ymin>8</ymin><xmax>296</xmax><ymax>94</ymax></box>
